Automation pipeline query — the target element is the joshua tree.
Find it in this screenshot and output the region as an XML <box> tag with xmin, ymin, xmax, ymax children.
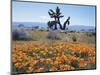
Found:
<box><xmin>48</xmin><ymin>6</ymin><xmax>64</xmax><ymax>30</ymax></box>
<box><xmin>48</xmin><ymin>6</ymin><xmax>70</xmax><ymax>30</ymax></box>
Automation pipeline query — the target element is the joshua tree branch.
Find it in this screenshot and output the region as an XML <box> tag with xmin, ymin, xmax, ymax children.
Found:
<box><xmin>62</xmin><ymin>16</ymin><xmax>70</xmax><ymax>30</ymax></box>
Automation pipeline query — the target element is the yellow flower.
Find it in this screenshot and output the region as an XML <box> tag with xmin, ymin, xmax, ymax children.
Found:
<box><xmin>15</xmin><ymin>63</ymin><xmax>24</xmax><ymax>69</ymax></box>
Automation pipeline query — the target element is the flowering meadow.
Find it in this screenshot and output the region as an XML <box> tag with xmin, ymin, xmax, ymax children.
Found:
<box><xmin>12</xmin><ymin>41</ymin><xmax>96</xmax><ymax>74</ymax></box>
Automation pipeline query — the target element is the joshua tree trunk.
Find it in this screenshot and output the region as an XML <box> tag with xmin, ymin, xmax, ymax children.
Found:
<box><xmin>54</xmin><ymin>23</ymin><xmax>57</xmax><ymax>30</ymax></box>
<box><xmin>57</xmin><ymin>18</ymin><xmax>63</xmax><ymax>30</ymax></box>
<box><xmin>54</xmin><ymin>18</ymin><xmax>57</xmax><ymax>30</ymax></box>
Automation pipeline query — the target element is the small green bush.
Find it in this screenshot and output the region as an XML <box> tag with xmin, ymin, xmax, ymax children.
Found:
<box><xmin>80</xmin><ymin>52</ymin><xmax>88</xmax><ymax>58</ymax></box>
<box><xmin>72</xmin><ymin>35</ymin><xmax>77</xmax><ymax>42</ymax></box>
<box><xmin>70</xmin><ymin>60</ymin><xmax>79</xmax><ymax>68</ymax></box>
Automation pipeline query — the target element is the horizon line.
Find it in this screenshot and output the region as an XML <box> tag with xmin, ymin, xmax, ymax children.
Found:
<box><xmin>12</xmin><ymin>21</ymin><xmax>95</xmax><ymax>26</ymax></box>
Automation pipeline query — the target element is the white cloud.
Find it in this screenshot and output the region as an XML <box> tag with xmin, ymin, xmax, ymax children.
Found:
<box><xmin>39</xmin><ymin>16</ymin><xmax>49</xmax><ymax>22</ymax></box>
<box><xmin>40</xmin><ymin>16</ymin><xmax>49</xmax><ymax>20</ymax></box>
<box><xmin>39</xmin><ymin>16</ymin><xmax>54</xmax><ymax>23</ymax></box>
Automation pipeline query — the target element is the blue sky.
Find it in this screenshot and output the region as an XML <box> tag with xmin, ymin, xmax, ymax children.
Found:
<box><xmin>12</xmin><ymin>1</ymin><xmax>96</xmax><ymax>26</ymax></box>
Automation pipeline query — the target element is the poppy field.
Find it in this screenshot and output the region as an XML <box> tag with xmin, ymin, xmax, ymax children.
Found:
<box><xmin>12</xmin><ymin>40</ymin><xmax>96</xmax><ymax>74</ymax></box>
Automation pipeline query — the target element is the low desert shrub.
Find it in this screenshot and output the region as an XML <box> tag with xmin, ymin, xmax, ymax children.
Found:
<box><xmin>85</xmin><ymin>63</ymin><xmax>96</xmax><ymax>69</ymax></box>
<box><xmin>86</xmin><ymin>32</ymin><xmax>96</xmax><ymax>37</ymax></box>
<box><xmin>12</xmin><ymin>29</ymin><xmax>33</xmax><ymax>41</ymax></box>
<box><xmin>47</xmin><ymin>31</ymin><xmax>61</xmax><ymax>40</ymax></box>
<box><xmin>72</xmin><ymin>35</ymin><xmax>77</xmax><ymax>42</ymax></box>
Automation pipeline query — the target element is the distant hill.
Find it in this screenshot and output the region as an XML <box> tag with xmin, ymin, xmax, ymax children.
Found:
<box><xmin>12</xmin><ymin>22</ymin><xmax>95</xmax><ymax>31</ymax></box>
<box><xmin>12</xmin><ymin>22</ymin><xmax>47</xmax><ymax>28</ymax></box>
<box><xmin>68</xmin><ymin>25</ymin><xmax>95</xmax><ymax>32</ymax></box>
